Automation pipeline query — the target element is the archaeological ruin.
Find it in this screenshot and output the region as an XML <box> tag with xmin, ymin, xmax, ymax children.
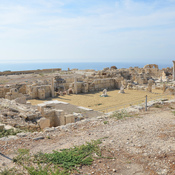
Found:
<box><xmin>0</xmin><ymin>63</ymin><xmax>174</xmax><ymax>130</ymax></box>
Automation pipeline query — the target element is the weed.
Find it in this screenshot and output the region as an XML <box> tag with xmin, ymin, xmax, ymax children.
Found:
<box><xmin>13</xmin><ymin>149</ymin><xmax>30</xmax><ymax>164</ymax></box>
<box><xmin>25</xmin><ymin>165</ymin><xmax>68</xmax><ymax>175</ymax></box>
<box><xmin>169</xmin><ymin>106</ymin><xmax>175</xmax><ymax>109</ymax></box>
<box><xmin>0</xmin><ymin>168</ymin><xmax>12</xmax><ymax>175</ymax></box>
<box><xmin>34</xmin><ymin>139</ymin><xmax>102</xmax><ymax>169</ymax></box>
<box><xmin>103</xmin><ymin>121</ymin><xmax>108</xmax><ymax>124</ymax></box>
<box><xmin>0</xmin><ymin>80</ymin><xmax>9</xmax><ymax>84</ymax></box>
<box><xmin>153</xmin><ymin>104</ymin><xmax>162</xmax><ymax>108</ymax></box>
<box><xmin>0</xmin><ymin>168</ymin><xmax>20</xmax><ymax>175</ymax></box>
<box><xmin>47</xmin><ymin>136</ymin><xmax>51</xmax><ymax>139</ymax></box>
<box><xmin>110</xmin><ymin>110</ymin><xmax>132</xmax><ymax>120</ymax></box>
<box><xmin>171</xmin><ymin>111</ymin><xmax>175</xmax><ymax>116</ymax></box>
<box><xmin>13</xmin><ymin>140</ymin><xmax>102</xmax><ymax>174</ymax></box>
<box><xmin>0</xmin><ymin>129</ymin><xmax>21</xmax><ymax>138</ymax></box>
<box><xmin>39</xmin><ymin>73</ymin><xmax>44</xmax><ymax>77</ymax></box>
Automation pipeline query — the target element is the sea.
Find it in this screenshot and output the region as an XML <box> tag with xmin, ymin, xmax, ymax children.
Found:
<box><xmin>0</xmin><ymin>62</ymin><xmax>172</xmax><ymax>72</ymax></box>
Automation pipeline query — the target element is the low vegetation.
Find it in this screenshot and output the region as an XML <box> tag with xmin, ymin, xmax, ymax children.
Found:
<box><xmin>171</xmin><ymin>110</ymin><xmax>175</xmax><ymax>116</ymax></box>
<box><xmin>103</xmin><ymin>121</ymin><xmax>108</xmax><ymax>124</ymax></box>
<box><xmin>9</xmin><ymin>140</ymin><xmax>102</xmax><ymax>175</ymax></box>
<box><xmin>110</xmin><ymin>110</ymin><xmax>132</xmax><ymax>120</ymax></box>
<box><xmin>153</xmin><ymin>104</ymin><xmax>162</xmax><ymax>108</ymax></box>
<box><xmin>0</xmin><ymin>129</ymin><xmax>21</xmax><ymax>138</ymax></box>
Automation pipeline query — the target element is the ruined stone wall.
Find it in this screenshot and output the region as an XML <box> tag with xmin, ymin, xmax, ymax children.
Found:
<box><xmin>16</xmin><ymin>84</ymin><xmax>27</xmax><ymax>94</ymax></box>
<box><xmin>5</xmin><ymin>88</ymin><xmax>26</xmax><ymax>101</ymax></box>
<box><xmin>0</xmin><ymin>68</ymin><xmax>61</xmax><ymax>76</ymax></box>
<box><xmin>26</xmin><ymin>85</ymin><xmax>51</xmax><ymax>99</ymax></box>
<box><xmin>89</xmin><ymin>78</ymin><xmax>116</xmax><ymax>91</ymax></box>
<box><xmin>143</xmin><ymin>64</ymin><xmax>161</xmax><ymax>77</ymax></box>
<box><xmin>0</xmin><ymin>87</ymin><xmax>10</xmax><ymax>98</ymax></box>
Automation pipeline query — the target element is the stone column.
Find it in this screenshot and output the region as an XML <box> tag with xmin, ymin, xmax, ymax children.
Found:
<box><xmin>74</xmin><ymin>76</ymin><xmax>78</xmax><ymax>94</ymax></box>
<box><xmin>51</xmin><ymin>78</ymin><xmax>55</xmax><ymax>97</ymax></box>
<box><xmin>173</xmin><ymin>61</ymin><xmax>175</xmax><ymax>81</ymax></box>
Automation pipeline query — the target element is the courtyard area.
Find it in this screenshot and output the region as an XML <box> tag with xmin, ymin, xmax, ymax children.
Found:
<box><xmin>28</xmin><ymin>89</ymin><xmax>173</xmax><ymax>112</ymax></box>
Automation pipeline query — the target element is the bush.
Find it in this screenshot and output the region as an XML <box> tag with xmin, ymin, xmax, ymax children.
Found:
<box><xmin>110</xmin><ymin>110</ymin><xmax>132</xmax><ymax>120</ymax></box>
<box><xmin>0</xmin><ymin>129</ymin><xmax>21</xmax><ymax>138</ymax></box>
<box><xmin>13</xmin><ymin>140</ymin><xmax>102</xmax><ymax>174</ymax></box>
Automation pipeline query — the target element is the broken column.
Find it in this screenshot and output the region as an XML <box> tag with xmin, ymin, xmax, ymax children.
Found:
<box><xmin>51</xmin><ymin>78</ymin><xmax>55</xmax><ymax>97</ymax></box>
<box><xmin>147</xmin><ymin>79</ymin><xmax>154</xmax><ymax>92</ymax></box>
<box><xmin>173</xmin><ymin>61</ymin><xmax>175</xmax><ymax>81</ymax></box>
<box><xmin>119</xmin><ymin>85</ymin><xmax>125</xmax><ymax>93</ymax></box>
<box><xmin>101</xmin><ymin>89</ymin><xmax>108</xmax><ymax>97</ymax></box>
<box><xmin>162</xmin><ymin>83</ymin><xmax>166</xmax><ymax>93</ymax></box>
<box><xmin>74</xmin><ymin>76</ymin><xmax>78</xmax><ymax>94</ymax></box>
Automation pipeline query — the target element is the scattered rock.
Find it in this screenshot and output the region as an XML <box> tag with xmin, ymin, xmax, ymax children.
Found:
<box><xmin>33</xmin><ymin>136</ymin><xmax>44</xmax><ymax>141</ymax></box>
<box><xmin>17</xmin><ymin>132</ymin><xmax>27</xmax><ymax>137</ymax></box>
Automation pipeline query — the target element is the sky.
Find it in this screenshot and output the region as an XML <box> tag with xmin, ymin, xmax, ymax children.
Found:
<box><xmin>0</xmin><ymin>0</ymin><xmax>175</xmax><ymax>64</ymax></box>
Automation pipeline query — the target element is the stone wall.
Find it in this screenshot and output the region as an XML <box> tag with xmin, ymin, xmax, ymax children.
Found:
<box><xmin>26</xmin><ymin>85</ymin><xmax>51</xmax><ymax>99</ymax></box>
<box><xmin>0</xmin><ymin>68</ymin><xmax>61</xmax><ymax>76</ymax></box>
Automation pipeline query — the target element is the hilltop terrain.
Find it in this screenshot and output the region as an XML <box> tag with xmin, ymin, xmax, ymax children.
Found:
<box><xmin>1</xmin><ymin>101</ymin><xmax>175</xmax><ymax>175</ymax></box>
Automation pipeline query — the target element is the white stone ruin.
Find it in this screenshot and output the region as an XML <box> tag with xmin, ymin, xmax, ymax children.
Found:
<box><xmin>101</xmin><ymin>89</ymin><xmax>108</xmax><ymax>97</ymax></box>
<box><xmin>173</xmin><ymin>61</ymin><xmax>175</xmax><ymax>81</ymax></box>
<box><xmin>119</xmin><ymin>85</ymin><xmax>125</xmax><ymax>93</ymax></box>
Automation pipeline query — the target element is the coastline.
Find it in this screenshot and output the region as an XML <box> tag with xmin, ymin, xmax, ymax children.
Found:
<box><xmin>0</xmin><ymin>62</ymin><xmax>172</xmax><ymax>72</ymax></box>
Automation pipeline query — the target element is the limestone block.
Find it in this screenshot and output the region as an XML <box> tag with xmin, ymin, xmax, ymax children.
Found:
<box><xmin>0</xmin><ymin>124</ymin><xmax>5</xmax><ymax>131</ymax></box>
<box><xmin>42</xmin><ymin>85</ymin><xmax>51</xmax><ymax>98</ymax></box>
<box><xmin>43</xmin><ymin>110</ymin><xmax>56</xmax><ymax>127</ymax></box>
<box><xmin>15</xmin><ymin>96</ymin><xmax>26</xmax><ymax>104</ymax></box>
<box><xmin>5</xmin><ymin>94</ymin><xmax>11</xmax><ymax>100</ymax></box>
<box><xmin>31</xmin><ymin>88</ymin><xmax>38</xmax><ymax>98</ymax></box>
<box><xmin>26</xmin><ymin>102</ymin><xmax>31</xmax><ymax>105</ymax></box>
<box><xmin>65</xmin><ymin>114</ymin><xmax>75</xmax><ymax>124</ymax></box>
<box><xmin>38</xmin><ymin>88</ymin><xmax>46</xmax><ymax>99</ymax></box>
<box><xmin>27</xmin><ymin>113</ymin><xmax>37</xmax><ymax>120</ymax></box>
<box><xmin>55</xmin><ymin>110</ymin><xmax>65</xmax><ymax>126</ymax></box>
<box><xmin>38</xmin><ymin>118</ymin><xmax>51</xmax><ymax>130</ymax></box>
<box><xmin>10</xmin><ymin>88</ymin><xmax>18</xmax><ymax>95</ymax></box>
<box><xmin>38</xmin><ymin>105</ymin><xmax>45</xmax><ymax>116</ymax></box>
<box><xmin>18</xmin><ymin>84</ymin><xmax>27</xmax><ymax>94</ymax></box>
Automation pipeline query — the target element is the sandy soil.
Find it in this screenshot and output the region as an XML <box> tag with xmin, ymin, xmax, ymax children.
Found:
<box><xmin>1</xmin><ymin>102</ymin><xmax>175</xmax><ymax>174</ymax></box>
<box><xmin>29</xmin><ymin>89</ymin><xmax>173</xmax><ymax>112</ymax></box>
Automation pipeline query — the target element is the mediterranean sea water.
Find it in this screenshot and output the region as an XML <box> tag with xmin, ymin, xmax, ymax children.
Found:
<box><xmin>0</xmin><ymin>62</ymin><xmax>172</xmax><ymax>72</ymax></box>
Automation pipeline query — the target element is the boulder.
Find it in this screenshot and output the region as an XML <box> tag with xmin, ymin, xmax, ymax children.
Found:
<box><xmin>65</xmin><ymin>114</ymin><xmax>75</xmax><ymax>124</ymax></box>
<box><xmin>38</xmin><ymin>118</ymin><xmax>51</xmax><ymax>130</ymax></box>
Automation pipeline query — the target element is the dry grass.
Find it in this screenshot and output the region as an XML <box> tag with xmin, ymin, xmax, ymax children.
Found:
<box><xmin>28</xmin><ymin>89</ymin><xmax>174</xmax><ymax>112</ymax></box>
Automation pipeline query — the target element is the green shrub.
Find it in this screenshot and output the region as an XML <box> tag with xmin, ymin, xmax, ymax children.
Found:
<box><xmin>13</xmin><ymin>140</ymin><xmax>102</xmax><ymax>174</ymax></box>
<box><xmin>153</xmin><ymin>104</ymin><xmax>162</xmax><ymax>108</ymax></box>
<box><xmin>103</xmin><ymin>121</ymin><xmax>108</xmax><ymax>124</ymax></box>
<box><xmin>171</xmin><ymin>111</ymin><xmax>175</xmax><ymax>116</ymax></box>
<box><xmin>0</xmin><ymin>129</ymin><xmax>21</xmax><ymax>138</ymax></box>
<box><xmin>110</xmin><ymin>110</ymin><xmax>132</xmax><ymax>120</ymax></box>
<box><xmin>0</xmin><ymin>168</ymin><xmax>20</xmax><ymax>175</ymax></box>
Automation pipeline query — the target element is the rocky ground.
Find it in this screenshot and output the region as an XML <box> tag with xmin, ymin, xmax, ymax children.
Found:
<box><xmin>0</xmin><ymin>101</ymin><xmax>175</xmax><ymax>174</ymax></box>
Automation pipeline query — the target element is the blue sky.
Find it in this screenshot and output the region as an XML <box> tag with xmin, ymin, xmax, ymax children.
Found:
<box><xmin>0</xmin><ymin>0</ymin><xmax>175</xmax><ymax>64</ymax></box>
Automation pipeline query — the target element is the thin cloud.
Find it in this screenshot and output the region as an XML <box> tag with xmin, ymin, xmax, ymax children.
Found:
<box><xmin>0</xmin><ymin>0</ymin><xmax>175</xmax><ymax>62</ymax></box>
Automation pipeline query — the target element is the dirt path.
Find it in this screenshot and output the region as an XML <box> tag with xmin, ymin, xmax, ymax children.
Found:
<box><xmin>1</xmin><ymin>103</ymin><xmax>175</xmax><ymax>174</ymax></box>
